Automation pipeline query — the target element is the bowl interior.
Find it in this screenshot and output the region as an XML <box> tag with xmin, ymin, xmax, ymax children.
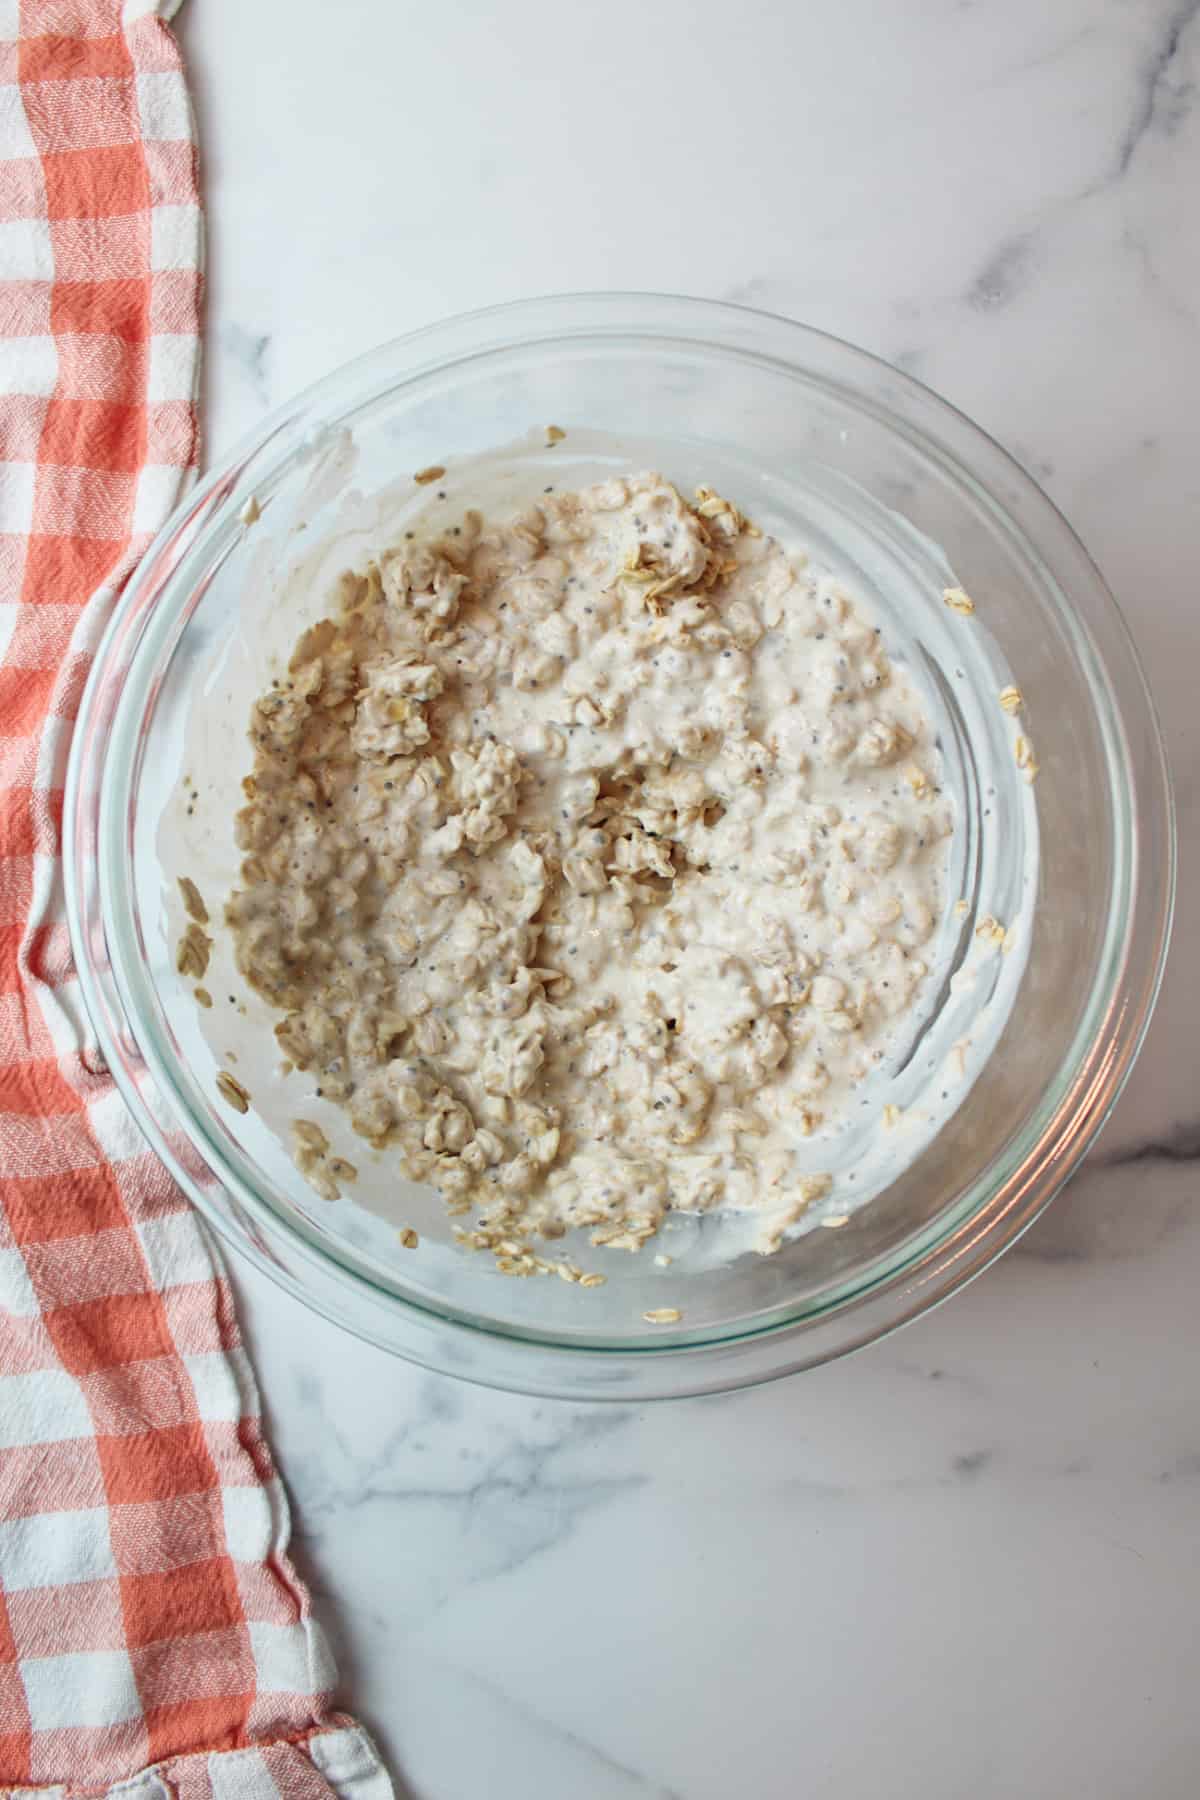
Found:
<box><xmin>77</xmin><ymin>297</ymin><xmax>1167</xmax><ymax>1391</ymax></box>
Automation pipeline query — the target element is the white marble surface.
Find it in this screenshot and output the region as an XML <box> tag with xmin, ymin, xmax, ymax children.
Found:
<box><xmin>177</xmin><ymin>2</ymin><xmax>1199</xmax><ymax>1793</ymax></box>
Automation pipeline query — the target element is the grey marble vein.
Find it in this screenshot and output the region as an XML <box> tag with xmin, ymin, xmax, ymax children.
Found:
<box><xmin>1014</xmin><ymin>1154</ymin><xmax>1195</xmax><ymax>1264</ymax></box>
<box><xmin>1114</xmin><ymin>0</ymin><xmax>1200</xmax><ymax>175</ymax></box>
<box><xmin>977</xmin><ymin>20</ymin><xmax>1100</xmax><ymax>90</ymax></box>
<box><xmin>288</xmin><ymin>1405</ymin><xmax>646</xmax><ymax>1618</ymax></box>
<box><xmin>967</xmin><ymin>231</ymin><xmax>1040</xmax><ymax>312</ymax></box>
<box><xmin>1091</xmin><ymin>1117</ymin><xmax>1200</xmax><ymax>1168</ymax></box>
<box><xmin>219</xmin><ymin>321</ymin><xmax>273</xmax><ymax>407</ymax></box>
<box><xmin>1158</xmin><ymin>1451</ymin><xmax>1200</xmax><ymax>1483</ymax></box>
<box><xmin>1121</xmin><ymin>225</ymin><xmax>1200</xmax><ymax>328</ymax></box>
<box><xmin>773</xmin><ymin>1446</ymin><xmax>1135</xmax><ymax>1500</ymax></box>
<box><xmin>427</xmin><ymin>1656</ymin><xmax>686</xmax><ymax>1800</ymax></box>
<box><xmin>951</xmin><ymin>1448</ymin><xmax>993</xmax><ymax>1479</ymax></box>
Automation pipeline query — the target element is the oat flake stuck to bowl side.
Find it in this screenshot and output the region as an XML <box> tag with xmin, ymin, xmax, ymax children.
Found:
<box><xmin>178</xmin><ymin>876</ymin><xmax>208</xmax><ymax>923</ymax></box>
<box><xmin>176</xmin><ymin>921</ymin><xmax>212</xmax><ymax>979</ymax></box>
<box><xmin>216</xmin><ymin>1070</ymin><xmax>250</xmax><ymax>1114</ymax></box>
<box><xmin>290</xmin><ymin>1119</ymin><xmax>357</xmax><ymax>1200</ymax></box>
<box><xmin>224</xmin><ymin>471</ymin><xmax>952</xmax><ymax>1270</ymax></box>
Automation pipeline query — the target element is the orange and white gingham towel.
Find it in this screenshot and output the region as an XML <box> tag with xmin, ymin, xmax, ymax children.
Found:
<box><xmin>0</xmin><ymin>4</ymin><xmax>392</xmax><ymax>1795</ymax></box>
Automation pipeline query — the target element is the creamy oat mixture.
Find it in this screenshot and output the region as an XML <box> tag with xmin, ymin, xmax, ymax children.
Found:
<box><xmin>225</xmin><ymin>472</ymin><xmax>952</xmax><ymax>1258</ymax></box>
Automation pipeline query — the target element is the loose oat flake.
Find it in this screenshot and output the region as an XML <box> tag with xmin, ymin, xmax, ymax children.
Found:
<box><xmin>178</xmin><ymin>876</ymin><xmax>208</xmax><ymax>923</ymax></box>
<box><xmin>216</xmin><ymin>1071</ymin><xmax>250</xmax><ymax>1113</ymax></box>
<box><xmin>290</xmin><ymin>1119</ymin><xmax>357</xmax><ymax>1199</ymax></box>
<box><xmin>176</xmin><ymin>922</ymin><xmax>212</xmax><ymax>980</ymax></box>
<box><xmin>943</xmin><ymin>587</ymin><xmax>976</xmax><ymax>616</ymax></box>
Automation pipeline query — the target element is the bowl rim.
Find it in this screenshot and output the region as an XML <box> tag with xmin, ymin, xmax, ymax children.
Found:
<box><xmin>64</xmin><ymin>290</ymin><xmax>1176</xmax><ymax>1399</ymax></box>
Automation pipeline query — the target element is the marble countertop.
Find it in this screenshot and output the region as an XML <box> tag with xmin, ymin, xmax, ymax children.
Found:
<box><xmin>177</xmin><ymin>1</ymin><xmax>1199</xmax><ymax>1793</ymax></box>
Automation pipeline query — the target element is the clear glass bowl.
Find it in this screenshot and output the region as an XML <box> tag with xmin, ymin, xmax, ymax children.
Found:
<box><xmin>64</xmin><ymin>294</ymin><xmax>1174</xmax><ymax>1399</ymax></box>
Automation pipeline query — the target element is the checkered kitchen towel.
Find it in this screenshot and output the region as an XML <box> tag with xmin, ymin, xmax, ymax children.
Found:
<box><xmin>0</xmin><ymin>3</ymin><xmax>392</xmax><ymax>1794</ymax></box>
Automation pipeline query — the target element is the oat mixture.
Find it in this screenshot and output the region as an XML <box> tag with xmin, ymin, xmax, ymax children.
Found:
<box><xmin>225</xmin><ymin>472</ymin><xmax>952</xmax><ymax>1257</ymax></box>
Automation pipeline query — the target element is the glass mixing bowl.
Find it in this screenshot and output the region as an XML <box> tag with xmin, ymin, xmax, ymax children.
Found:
<box><xmin>64</xmin><ymin>294</ymin><xmax>1173</xmax><ymax>1399</ymax></box>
